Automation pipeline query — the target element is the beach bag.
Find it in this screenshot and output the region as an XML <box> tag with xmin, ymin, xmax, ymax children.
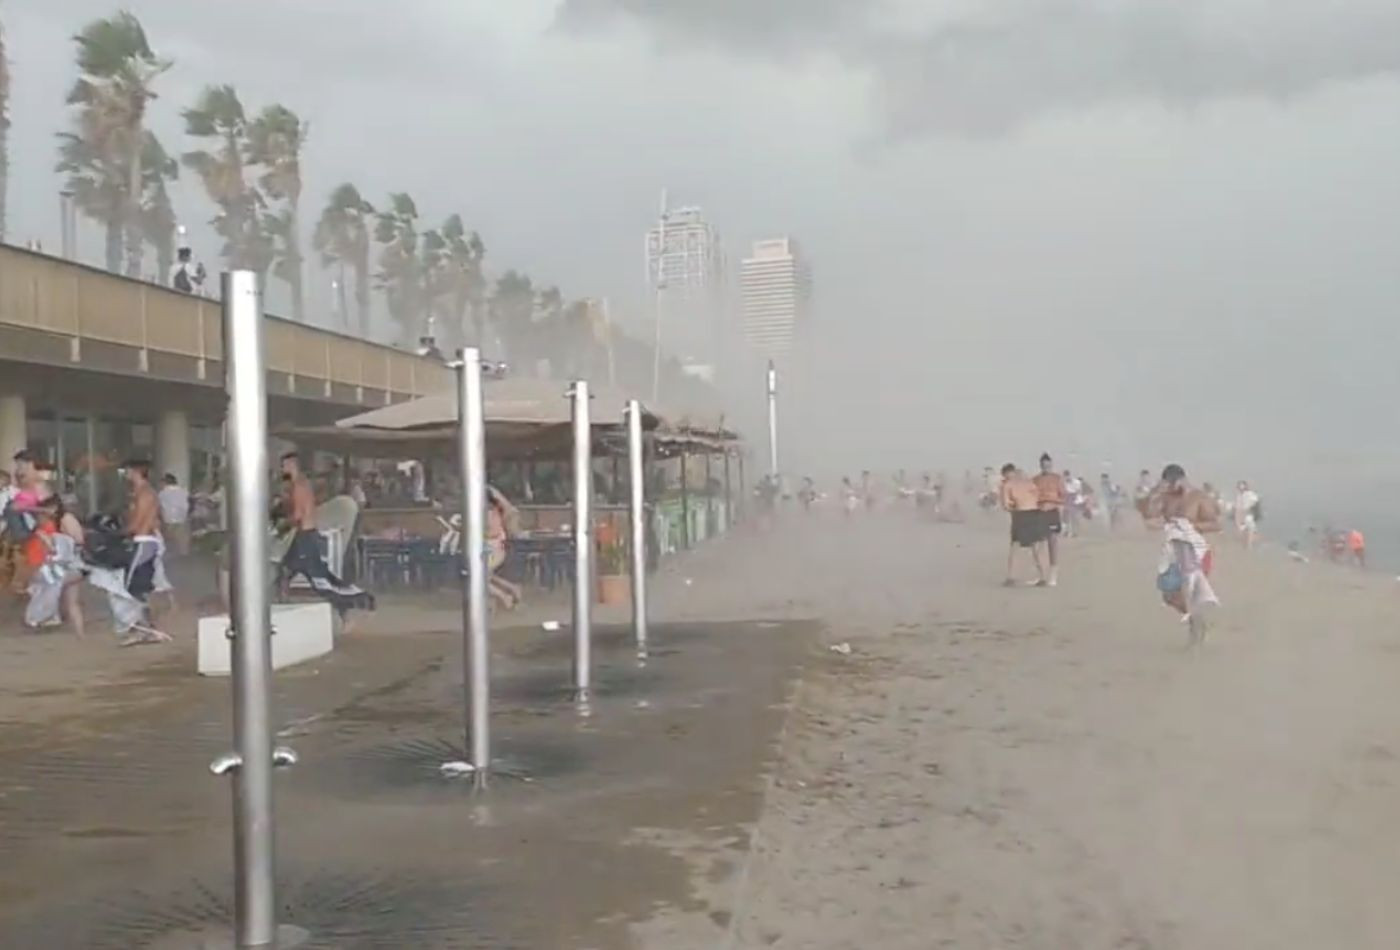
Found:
<box><xmin>1156</xmin><ymin>563</ymin><xmax>1184</xmax><ymax>595</ymax></box>
<box><xmin>1250</xmin><ymin>500</ymin><xmax>1263</xmax><ymax>523</ymax></box>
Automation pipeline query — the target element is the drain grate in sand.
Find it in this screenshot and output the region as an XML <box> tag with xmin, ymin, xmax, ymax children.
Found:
<box><xmin>3</xmin><ymin>867</ymin><xmax>521</xmax><ymax>949</ymax></box>
<box><xmin>295</xmin><ymin>734</ymin><xmax>589</xmax><ymax>802</ymax></box>
<box><xmin>495</xmin><ymin>662</ymin><xmax>661</xmax><ymax>707</ymax></box>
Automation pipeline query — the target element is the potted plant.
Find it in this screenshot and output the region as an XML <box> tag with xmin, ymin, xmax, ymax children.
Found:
<box><xmin>595</xmin><ymin>521</ymin><xmax>630</xmax><ymax>606</ymax></box>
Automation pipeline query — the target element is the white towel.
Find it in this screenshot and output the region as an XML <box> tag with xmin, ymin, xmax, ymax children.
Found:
<box><xmin>1159</xmin><ymin>517</ymin><xmax>1220</xmax><ymax>615</ymax></box>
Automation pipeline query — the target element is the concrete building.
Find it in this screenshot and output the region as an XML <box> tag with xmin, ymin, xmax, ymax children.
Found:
<box><xmin>0</xmin><ymin>244</ymin><xmax>450</xmax><ymax>514</ymax></box>
<box><xmin>644</xmin><ymin>194</ymin><xmax>727</xmax><ymax>364</ymax></box>
<box><xmin>740</xmin><ymin>237</ymin><xmax>810</xmax><ymax>356</ymax></box>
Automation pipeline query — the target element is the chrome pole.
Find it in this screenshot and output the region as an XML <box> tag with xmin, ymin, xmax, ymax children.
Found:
<box><xmin>626</xmin><ymin>400</ymin><xmax>648</xmax><ymax>655</ymax></box>
<box><xmin>766</xmin><ymin>360</ymin><xmax>779</xmax><ymax>478</ymax></box>
<box><xmin>458</xmin><ymin>348</ymin><xmax>490</xmax><ymax>775</ymax></box>
<box><xmin>571</xmin><ymin>381</ymin><xmax>593</xmax><ymax>694</ymax></box>
<box><xmin>221</xmin><ymin>270</ymin><xmax>278</xmax><ymax>948</ymax></box>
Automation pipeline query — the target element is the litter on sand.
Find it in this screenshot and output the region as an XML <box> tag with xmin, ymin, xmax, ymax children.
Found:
<box><xmin>829</xmin><ymin>642</ymin><xmax>853</xmax><ymax>656</ymax></box>
<box><xmin>439</xmin><ymin>761</ymin><xmax>477</xmax><ymax>778</ymax></box>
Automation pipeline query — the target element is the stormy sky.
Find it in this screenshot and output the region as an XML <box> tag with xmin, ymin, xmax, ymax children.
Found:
<box><xmin>6</xmin><ymin>0</ymin><xmax>1400</xmax><ymax>504</ymax></box>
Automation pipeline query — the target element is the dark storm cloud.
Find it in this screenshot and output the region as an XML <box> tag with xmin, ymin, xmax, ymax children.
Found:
<box><xmin>557</xmin><ymin>0</ymin><xmax>1400</xmax><ymax>134</ymax></box>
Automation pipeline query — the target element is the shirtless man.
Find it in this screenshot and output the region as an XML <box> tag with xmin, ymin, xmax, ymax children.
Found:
<box><xmin>1147</xmin><ymin>464</ymin><xmax>1223</xmax><ymax>641</ymax></box>
<box><xmin>999</xmin><ymin>463</ymin><xmax>1049</xmax><ymax>587</ymax></box>
<box><xmin>279</xmin><ymin>452</ymin><xmax>373</xmax><ymax>621</ymax></box>
<box><xmin>1032</xmin><ymin>453</ymin><xmax>1066</xmax><ymax>587</ymax></box>
<box><xmin>124</xmin><ymin>460</ymin><xmax>171</xmax><ymax>643</ymax></box>
<box><xmin>1148</xmin><ymin>464</ymin><xmax>1222</xmax><ymax>538</ymax></box>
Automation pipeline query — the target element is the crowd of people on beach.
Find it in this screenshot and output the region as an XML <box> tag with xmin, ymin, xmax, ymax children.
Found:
<box><xmin>758</xmin><ymin>457</ymin><xmax>1376</xmax><ymax>647</ymax></box>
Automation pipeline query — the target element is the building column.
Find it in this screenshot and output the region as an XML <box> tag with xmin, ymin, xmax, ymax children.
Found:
<box><xmin>0</xmin><ymin>394</ymin><xmax>27</xmax><ymax>468</ymax></box>
<box><xmin>155</xmin><ymin>408</ymin><xmax>191</xmax><ymax>488</ymax></box>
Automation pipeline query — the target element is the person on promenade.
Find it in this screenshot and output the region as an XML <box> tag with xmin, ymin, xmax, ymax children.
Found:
<box><xmin>158</xmin><ymin>473</ymin><xmax>190</xmax><ymax>556</ymax></box>
<box><xmin>1032</xmin><ymin>454</ymin><xmax>1065</xmax><ymax>587</ymax></box>
<box><xmin>1234</xmin><ymin>480</ymin><xmax>1261</xmax><ymax>550</ymax></box>
<box><xmin>486</xmin><ymin>484</ymin><xmax>523</xmax><ymax>610</ymax></box>
<box><xmin>276</xmin><ymin>452</ymin><xmax>374</xmax><ymax>622</ymax></box>
<box><xmin>861</xmin><ymin>470</ymin><xmax>876</xmax><ymax>513</ymax></box>
<box><xmin>23</xmin><ymin>495</ymin><xmax>86</xmax><ymax>636</ymax></box>
<box><xmin>1148</xmin><ymin>464</ymin><xmax>1222</xmax><ymax>645</ymax></box>
<box><xmin>121</xmin><ymin>460</ymin><xmax>171</xmax><ymax>645</ymax></box>
<box><xmin>999</xmin><ymin>462</ymin><xmax>1048</xmax><ymax>587</ymax></box>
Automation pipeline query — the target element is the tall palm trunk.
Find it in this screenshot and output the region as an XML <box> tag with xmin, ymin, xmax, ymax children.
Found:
<box><xmin>104</xmin><ymin>219</ymin><xmax>122</xmax><ymax>272</ymax></box>
<box><xmin>124</xmin><ymin>133</ymin><xmax>143</xmax><ymax>276</ymax></box>
<box><xmin>155</xmin><ymin>237</ymin><xmax>173</xmax><ymax>282</ymax></box>
<box><xmin>335</xmin><ymin>261</ymin><xmax>349</xmax><ymax>329</ymax></box>
<box><xmin>288</xmin><ymin>200</ymin><xmax>304</xmax><ymax>321</ymax></box>
<box><xmin>355</xmin><ymin>257</ymin><xmax>371</xmax><ymax>339</ymax></box>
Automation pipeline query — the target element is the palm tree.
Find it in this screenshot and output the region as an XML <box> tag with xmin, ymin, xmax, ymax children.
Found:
<box><xmin>490</xmin><ymin>270</ymin><xmax>536</xmax><ymax>365</ymax></box>
<box><xmin>373</xmin><ymin>192</ymin><xmax>422</xmax><ymax>345</ymax></box>
<box><xmin>0</xmin><ymin>13</ymin><xmax>11</xmax><ymax>240</ymax></box>
<box><xmin>418</xmin><ymin>225</ymin><xmax>448</xmax><ymax>346</ymax></box>
<box><xmin>67</xmin><ymin>12</ymin><xmax>170</xmax><ymax>276</ymax></box>
<box><xmin>138</xmin><ymin>131</ymin><xmax>178</xmax><ymax>279</ymax></box>
<box><xmin>439</xmin><ymin>214</ymin><xmax>487</xmax><ymax>347</ymax></box>
<box><xmin>183</xmin><ymin>85</ymin><xmax>266</xmax><ymax>273</ymax></box>
<box><xmin>312</xmin><ymin>183</ymin><xmax>374</xmax><ymax>335</ymax></box>
<box><xmin>56</xmin><ymin>125</ymin><xmax>124</xmax><ymax>269</ymax></box>
<box><xmin>247</xmin><ymin>104</ymin><xmax>308</xmax><ymax>321</ymax></box>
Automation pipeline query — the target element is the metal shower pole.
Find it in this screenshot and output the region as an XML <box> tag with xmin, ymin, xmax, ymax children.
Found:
<box><xmin>457</xmin><ymin>348</ymin><xmax>490</xmax><ymax>776</ymax></box>
<box><xmin>571</xmin><ymin>381</ymin><xmax>593</xmax><ymax>694</ymax></box>
<box><xmin>218</xmin><ymin>270</ymin><xmax>282</xmax><ymax>948</ymax></box>
<box><xmin>626</xmin><ymin>400</ymin><xmax>648</xmax><ymax>655</ymax></box>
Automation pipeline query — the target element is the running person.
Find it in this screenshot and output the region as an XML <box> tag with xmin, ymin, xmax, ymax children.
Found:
<box><xmin>1148</xmin><ymin>464</ymin><xmax>1223</xmax><ymax>646</ymax></box>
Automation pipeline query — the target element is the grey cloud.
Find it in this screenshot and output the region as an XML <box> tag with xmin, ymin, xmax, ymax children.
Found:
<box><xmin>556</xmin><ymin>0</ymin><xmax>1400</xmax><ymax>135</ymax></box>
<box><xmin>555</xmin><ymin>0</ymin><xmax>864</xmax><ymax>54</ymax></box>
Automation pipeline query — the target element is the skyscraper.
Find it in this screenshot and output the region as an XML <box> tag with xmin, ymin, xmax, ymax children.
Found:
<box><xmin>644</xmin><ymin>192</ymin><xmax>726</xmax><ymax>372</ymax></box>
<box><xmin>740</xmin><ymin>237</ymin><xmax>810</xmax><ymax>356</ymax></box>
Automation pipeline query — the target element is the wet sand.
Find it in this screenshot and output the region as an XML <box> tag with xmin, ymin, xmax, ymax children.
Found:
<box><xmin>2</xmin><ymin>512</ymin><xmax>1399</xmax><ymax>947</ymax></box>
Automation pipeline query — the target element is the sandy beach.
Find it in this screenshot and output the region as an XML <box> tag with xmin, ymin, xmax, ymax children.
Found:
<box><xmin>1</xmin><ymin>509</ymin><xmax>1398</xmax><ymax>948</ymax></box>
<box><xmin>640</xmin><ymin>510</ymin><xmax>1400</xmax><ymax>949</ymax></box>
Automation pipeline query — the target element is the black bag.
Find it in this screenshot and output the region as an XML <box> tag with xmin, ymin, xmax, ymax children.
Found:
<box><xmin>83</xmin><ymin>514</ymin><xmax>135</xmax><ymax>570</ymax></box>
<box><xmin>3</xmin><ymin>502</ymin><xmax>35</xmax><ymax>542</ymax></box>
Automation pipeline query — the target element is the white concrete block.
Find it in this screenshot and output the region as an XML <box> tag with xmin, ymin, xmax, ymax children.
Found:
<box><xmin>198</xmin><ymin>602</ymin><xmax>335</xmax><ymax>676</ymax></box>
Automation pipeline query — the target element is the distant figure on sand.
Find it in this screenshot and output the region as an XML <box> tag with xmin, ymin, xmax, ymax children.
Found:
<box><xmin>1234</xmin><ymin>480</ymin><xmax>1261</xmax><ymax>550</ymax></box>
<box><xmin>1134</xmin><ymin>469</ymin><xmax>1155</xmax><ymax>526</ymax></box>
<box><xmin>1347</xmin><ymin>529</ymin><xmax>1366</xmax><ymax>569</ymax></box>
<box><xmin>1032</xmin><ymin>454</ymin><xmax>1065</xmax><ymax>587</ymax></box>
<box><xmin>840</xmin><ymin>477</ymin><xmax>859</xmax><ymax>517</ymax></box>
<box><xmin>999</xmin><ymin>463</ymin><xmax>1048</xmax><ymax>587</ymax></box>
<box><xmin>1148</xmin><ymin>464</ymin><xmax>1222</xmax><ymax>646</ymax></box>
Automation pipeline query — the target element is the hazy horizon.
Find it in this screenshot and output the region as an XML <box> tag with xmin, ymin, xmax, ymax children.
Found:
<box><xmin>5</xmin><ymin>0</ymin><xmax>1400</xmax><ymax>507</ymax></box>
